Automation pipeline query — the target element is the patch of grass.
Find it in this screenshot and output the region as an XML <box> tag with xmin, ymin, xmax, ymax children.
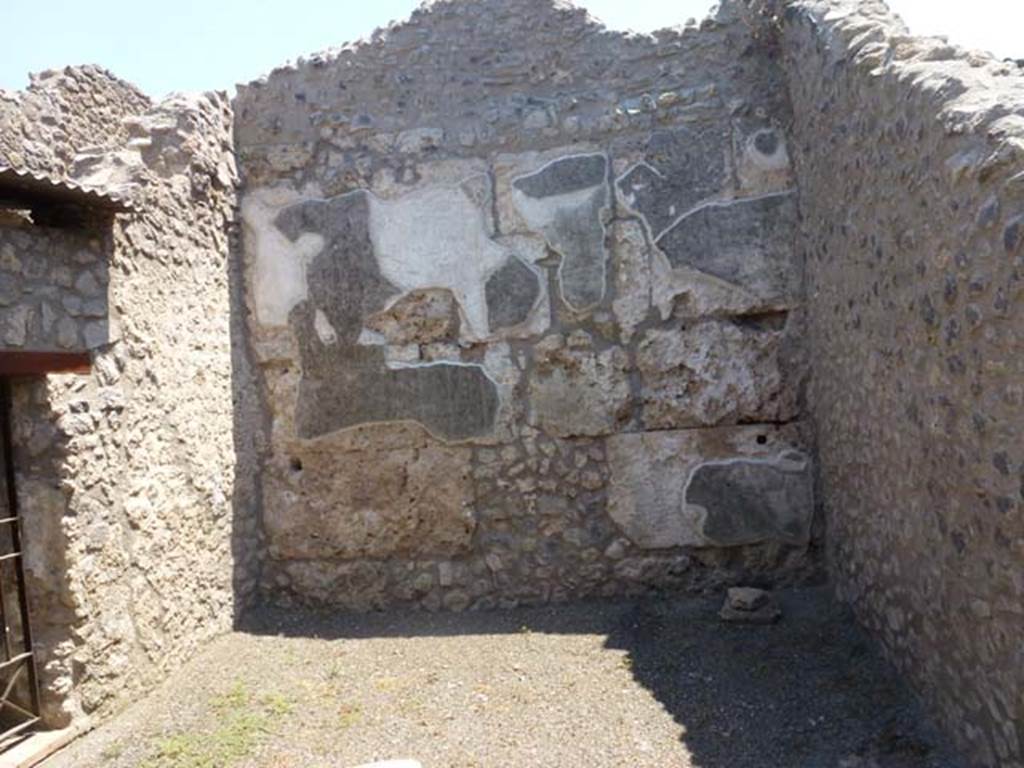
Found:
<box><xmin>258</xmin><ymin>691</ymin><xmax>295</xmax><ymax>716</ymax></box>
<box><xmin>139</xmin><ymin>681</ymin><xmax>292</xmax><ymax>768</ymax></box>
<box><xmin>338</xmin><ymin>702</ymin><xmax>363</xmax><ymax>729</ymax></box>
<box><xmin>373</xmin><ymin>675</ymin><xmax>403</xmax><ymax>693</ymax></box>
<box><xmin>326</xmin><ymin>662</ymin><xmax>346</xmax><ymax>682</ymax></box>
<box><xmin>100</xmin><ymin>741</ymin><xmax>125</xmax><ymax>763</ymax></box>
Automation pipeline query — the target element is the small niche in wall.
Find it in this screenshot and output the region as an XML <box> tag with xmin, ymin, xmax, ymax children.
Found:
<box><xmin>0</xmin><ymin>166</ymin><xmax>132</xmax><ymax>230</ymax></box>
<box><xmin>0</xmin><ymin>165</ymin><xmax>132</xmax><ymax>365</ymax></box>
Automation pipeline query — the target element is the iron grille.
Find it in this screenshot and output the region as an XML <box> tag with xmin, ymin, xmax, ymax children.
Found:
<box><xmin>0</xmin><ymin>379</ymin><xmax>41</xmax><ymax>749</ymax></box>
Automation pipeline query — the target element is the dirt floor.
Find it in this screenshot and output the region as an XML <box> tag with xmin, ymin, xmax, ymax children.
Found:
<box><xmin>42</xmin><ymin>587</ymin><xmax>963</xmax><ymax>768</ymax></box>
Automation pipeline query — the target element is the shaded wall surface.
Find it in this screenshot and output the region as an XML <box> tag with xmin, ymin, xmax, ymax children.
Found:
<box><xmin>769</xmin><ymin>1</ymin><xmax>1024</xmax><ymax>765</ymax></box>
<box><xmin>234</xmin><ymin>0</ymin><xmax>817</xmax><ymax>611</ymax></box>
<box><xmin>0</xmin><ymin>68</ymin><xmax>249</xmax><ymax>726</ymax></box>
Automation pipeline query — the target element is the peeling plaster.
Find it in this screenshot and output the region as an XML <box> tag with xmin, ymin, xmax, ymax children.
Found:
<box><xmin>241</xmin><ymin>187</ymin><xmax>324</xmax><ymax>328</ymax></box>
<box><xmin>511</xmin><ymin>153</ymin><xmax>611</xmax><ymax>312</ymax></box>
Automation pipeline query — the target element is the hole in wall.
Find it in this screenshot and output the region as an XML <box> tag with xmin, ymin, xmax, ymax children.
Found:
<box><xmin>756</xmin><ymin>435</ymin><xmax>768</xmax><ymax>445</ymax></box>
<box><xmin>753</xmin><ymin>129</ymin><xmax>780</xmax><ymax>156</ymax></box>
<box><xmin>731</xmin><ymin>310</ymin><xmax>789</xmax><ymax>333</ymax></box>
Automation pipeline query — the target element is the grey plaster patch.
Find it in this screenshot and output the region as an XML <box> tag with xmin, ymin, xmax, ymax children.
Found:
<box><xmin>655</xmin><ymin>192</ymin><xmax>799</xmax><ymax>299</ymax></box>
<box><xmin>294</xmin><ymin>339</ymin><xmax>500</xmax><ymax>443</ymax></box>
<box><xmin>276</xmin><ymin>193</ymin><xmax>500</xmax><ymax>442</ymax></box>
<box><xmin>511</xmin><ymin>154</ymin><xmax>610</xmax><ymax>312</ymax></box>
<box><xmin>685</xmin><ymin>453</ymin><xmax>813</xmax><ymax>547</ymax></box>
<box><xmin>606</xmin><ymin>427</ymin><xmax>810</xmax><ymax>550</ymax></box>
<box><xmin>513</xmin><ymin>154</ymin><xmax>607</xmax><ymax>199</ymax></box>
<box><xmin>485</xmin><ymin>255</ymin><xmax>541</xmax><ymax>331</ymax></box>
<box><xmin>616</xmin><ymin>125</ymin><xmax>730</xmax><ymax>239</ymax></box>
<box><xmin>275</xmin><ymin>192</ymin><xmax>396</xmax><ymax>345</ymax></box>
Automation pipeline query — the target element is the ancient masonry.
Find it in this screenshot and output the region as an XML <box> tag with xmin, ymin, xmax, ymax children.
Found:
<box><xmin>0</xmin><ymin>0</ymin><xmax>1019</xmax><ymax>764</ymax></box>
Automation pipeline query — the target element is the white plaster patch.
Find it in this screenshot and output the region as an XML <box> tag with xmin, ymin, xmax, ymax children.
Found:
<box><xmin>357</xmin><ymin>328</ymin><xmax>387</xmax><ymax>346</ymax></box>
<box><xmin>510</xmin><ymin>184</ymin><xmax>600</xmax><ymax>229</ymax></box>
<box><xmin>313</xmin><ymin>309</ymin><xmax>338</xmax><ymax>345</ymax></box>
<box><xmin>495</xmin><ymin>233</ymin><xmax>548</xmax><ymax>265</ymax></box>
<box><xmin>481</xmin><ymin>342</ymin><xmax>520</xmax><ymax>444</ymax></box>
<box><xmin>383</xmin><ymin>345</ymin><xmax>421</xmax><ymax>366</ymax></box>
<box><xmin>368</xmin><ymin>180</ymin><xmax>511</xmax><ymax>342</ymax></box>
<box><xmin>251</xmin><ymin>176</ymin><xmax>549</xmax><ymax>346</ymax></box>
<box><xmin>241</xmin><ymin>187</ymin><xmax>324</xmax><ymax>328</ymax></box>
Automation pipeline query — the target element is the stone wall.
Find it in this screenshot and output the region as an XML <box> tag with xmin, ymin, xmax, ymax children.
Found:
<box><xmin>768</xmin><ymin>1</ymin><xmax>1024</xmax><ymax>765</ymax></box>
<box><xmin>0</xmin><ymin>224</ymin><xmax>111</xmax><ymax>352</ymax></box>
<box><xmin>235</xmin><ymin>0</ymin><xmax>816</xmax><ymax>611</ymax></box>
<box><xmin>0</xmin><ymin>71</ymin><xmax>248</xmax><ymax>726</ymax></box>
<box><xmin>0</xmin><ymin>1</ymin><xmax>1018</xmax><ymax>761</ymax></box>
<box><xmin>0</xmin><ymin>66</ymin><xmax>150</xmax><ymax>180</ymax></box>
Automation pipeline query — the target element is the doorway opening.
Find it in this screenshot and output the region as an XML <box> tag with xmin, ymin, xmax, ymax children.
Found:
<box><xmin>0</xmin><ymin>378</ymin><xmax>42</xmax><ymax>748</ymax></box>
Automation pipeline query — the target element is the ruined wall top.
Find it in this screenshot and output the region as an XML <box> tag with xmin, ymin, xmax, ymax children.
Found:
<box><xmin>0</xmin><ymin>66</ymin><xmax>151</xmax><ymax>180</ymax></box>
<box><xmin>759</xmin><ymin>0</ymin><xmax>1024</xmax><ymax>123</ymax></box>
<box><xmin>233</xmin><ymin>0</ymin><xmax>776</xmax><ymax>160</ymax></box>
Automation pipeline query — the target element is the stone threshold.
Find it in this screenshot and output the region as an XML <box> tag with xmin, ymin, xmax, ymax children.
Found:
<box><xmin>0</xmin><ymin>727</ymin><xmax>79</xmax><ymax>768</ymax></box>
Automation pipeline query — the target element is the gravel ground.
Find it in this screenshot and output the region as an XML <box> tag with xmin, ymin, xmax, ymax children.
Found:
<box><xmin>43</xmin><ymin>587</ymin><xmax>963</xmax><ymax>768</ymax></box>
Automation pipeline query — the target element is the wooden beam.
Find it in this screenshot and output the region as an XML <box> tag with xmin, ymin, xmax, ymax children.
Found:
<box><xmin>0</xmin><ymin>352</ymin><xmax>91</xmax><ymax>377</ymax></box>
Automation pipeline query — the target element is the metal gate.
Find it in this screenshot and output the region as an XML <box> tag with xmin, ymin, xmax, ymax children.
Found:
<box><xmin>0</xmin><ymin>378</ymin><xmax>41</xmax><ymax>747</ymax></box>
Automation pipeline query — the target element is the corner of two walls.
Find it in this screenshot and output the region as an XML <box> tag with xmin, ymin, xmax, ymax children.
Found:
<box><xmin>232</xmin><ymin>0</ymin><xmax>819</xmax><ymax>613</ymax></box>
<box><xmin>766</xmin><ymin>1</ymin><xmax>1024</xmax><ymax>764</ymax></box>
<box><xmin>1</xmin><ymin>70</ymin><xmax>255</xmax><ymax>726</ymax></box>
<box><xmin>3</xmin><ymin>3</ymin><xmax>1021</xmax><ymax>762</ymax></box>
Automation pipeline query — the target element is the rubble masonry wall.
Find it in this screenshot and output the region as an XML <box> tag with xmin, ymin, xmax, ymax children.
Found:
<box><xmin>770</xmin><ymin>1</ymin><xmax>1024</xmax><ymax>764</ymax></box>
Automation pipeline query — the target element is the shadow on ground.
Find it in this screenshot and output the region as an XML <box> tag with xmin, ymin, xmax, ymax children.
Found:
<box><xmin>233</xmin><ymin>586</ymin><xmax>962</xmax><ymax>768</ymax></box>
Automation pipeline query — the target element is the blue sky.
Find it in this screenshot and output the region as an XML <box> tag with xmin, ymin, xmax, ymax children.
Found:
<box><xmin>0</xmin><ymin>0</ymin><xmax>1019</xmax><ymax>97</ymax></box>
